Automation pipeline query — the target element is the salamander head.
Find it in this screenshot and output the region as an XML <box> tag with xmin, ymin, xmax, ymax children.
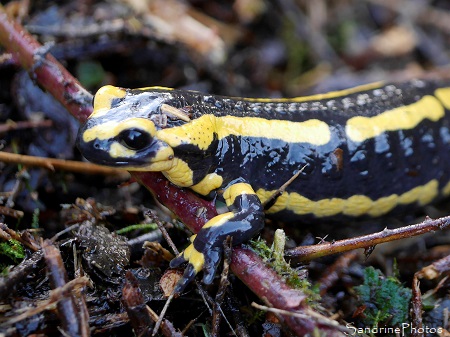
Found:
<box><xmin>77</xmin><ymin>85</ymin><xmax>191</xmax><ymax>171</ymax></box>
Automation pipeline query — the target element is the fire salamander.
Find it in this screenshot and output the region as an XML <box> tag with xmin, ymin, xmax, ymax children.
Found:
<box><xmin>77</xmin><ymin>79</ymin><xmax>450</xmax><ymax>292</ymax></box>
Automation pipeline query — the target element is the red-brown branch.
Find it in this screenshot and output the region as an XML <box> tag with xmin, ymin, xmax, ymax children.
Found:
<box><xmin>0</xmin><ymin>8</ymin><xmax>92</xmax><ymax>121</ymax></box>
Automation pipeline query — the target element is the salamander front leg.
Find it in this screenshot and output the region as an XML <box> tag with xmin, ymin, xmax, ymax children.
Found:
<box><xmin>170</xmin><ymin>183</ymin><xmax>264</xmax><ymax>293</ymax></box>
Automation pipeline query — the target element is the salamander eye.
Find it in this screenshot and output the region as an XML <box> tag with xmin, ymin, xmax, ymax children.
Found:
<box><xmin>118</xmin><ymin>128</ymin><xmax>152</xmax><ymax>150</ymax></box>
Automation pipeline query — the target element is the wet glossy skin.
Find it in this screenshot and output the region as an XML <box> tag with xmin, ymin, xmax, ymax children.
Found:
<box><xmin>77</xmin><ymin>79</ymin><xmax>450</xmax><ymax>291</ymax></box>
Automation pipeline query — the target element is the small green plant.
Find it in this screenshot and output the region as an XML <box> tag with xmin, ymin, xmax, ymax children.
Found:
<box><xmin>0</xmin><ymin>239</ymin><xmax>25</xmax><ymax>267</ymax></box>
<box><xmin>115</xmin><ymin>223</ymin><xmax>158</xmax><ymax>235</ymax></box>
<box><xmin>250</xmin><ymin>230</ymin><xmax>315</xmax><ymax>295</ymax></box>
<box><xmin>32</xmin><ymin>208</ymin><xmax>40</xmax><ymax>228</ymax></box>
<box><xmin>355</xmin><ymin>266</ymin><xmax>411</xmax><ymax>327</ymax></box>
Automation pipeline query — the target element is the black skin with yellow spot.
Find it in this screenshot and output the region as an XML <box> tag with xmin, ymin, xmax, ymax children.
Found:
<box><xmin>77</xmin><ymin>79</ymin><xmax>450</xmax><ymax>292</ymax></box>
<box><xmin>170</xmin><ymin>192</ymin><xmax>264</xmax><ymax>292</ymax></box>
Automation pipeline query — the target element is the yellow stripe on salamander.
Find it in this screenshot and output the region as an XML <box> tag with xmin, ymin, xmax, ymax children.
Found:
<box><xmin>216</xmin><ymin>116</ymin><xmax>330</xmax><ymax>146</ymax></box>
<box><xmin>345</xmin><ymin>95</ymin><xmax>445</xmax><ymax>143</ymax></box>
<box><xmin>435</xmin><ymin>87</ymin><xmax>450</xmax><ymax>109</ymax></box>
<box><xmin>257</xmin><ymin>179</ymin><xmax>439</xmax><ymax>218</ymax></box>
<box><xmin>242</xmin><ymin>82</ymin><xmax>384</xmax><ymax>103</ymax></box>
<box><xmin>443</xmin><ymin>181</ymin><xmax>450</xmax><ymax>196</ymax></box>
<box><xmin>158</xmin><ymin>115</ymin><xmax>331</xmax><ymax>150</ymax></box>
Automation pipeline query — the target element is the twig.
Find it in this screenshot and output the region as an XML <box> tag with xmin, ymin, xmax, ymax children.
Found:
<box><xmin>0</xmin><ymin>151</ymin><xmax>129</xmax><ymax>177</ymax></box>
<box><xmin>317</xmin><ymin>251</ymin><xmax>359</xmax><ymax>296</ymax></box>
<box><xmin>286</xmin><ymin>215</ymin><xmax>450</xmax><ymax>261</ymax></box>
<box><xmin>262</xmin><ymin>164</ymin><xmax>307</xmax><ymax>210</ymax></box>
<box><xmin>146</xmin><ymin>210</ymin><xmax>179</xmax><ymax>336</ymax></box>
<box><xmin>195</xmin><ymin>280</ymin><xmax>212</xmax><ymax>314</ymax></box>
<box><xmin>181</xmin><ymin>310</ymin><xmax>207</xmax><ymax>335</ymax></box>
<box><xmin>152</xmin><ymin>293</ymin><xmax>175</xmax><ymax>336</ymax></box>
<box><xmin>0</xmin><ymin>119</ymin><xmax>53</xmax><ymax>133</ymax></box>
<box><xmin>0</xmin><ymin>249</ymin><xmax>44</xmax><ymax>300</ymax></box>
<box><xmin>1</xmin><ymin>276</ymin><xmax>90</xmax><ymax>327</ymax></box>
<box><xmin>0</xmin><ymin>223</ymin><xmax>40</xmax><ymax>251</ymax></box>
<box><xmin>50</xmin><ymin>224</ymin><xmax>80</xmax><ymax>242</ymax></box>
<box><xmin>251</xmin><ymin>302</ymin><xmax>352</xmax><ymax>334</ymax></box>
<box><xmin>0</xmin><ymin>5</ymin><xmax>92</xmax><ymax>121</ymax></box>
<box><xmin>127</xmin><ymin>230</ymin><xmax>163</xmax><ymax>252</ymax></box>
<box><xmin>211</xmin><ymin>237</ymin><xmax>233</xmax><ymax>337</ymax></box>
<box><xmin>0</xmin><ymin>205</ymin><xmax>24</xmax><ymax>219</ymax></box>
<box><xmin>410</xmin><ymin>251</ymin><xmax>450</xmax><ymax>335</ymax></box>
<box><xmin>410</xmin><ymin>276</ymin><xmax>423</xmax><ymax>337</ymax></box>
<box><xmin>146</xmin><ymin>210</ymin><xmax>179</xmax><ymax>255</ymax></box>
<box><xmin>42</xmin><ymin>239</ymin><xmax>89</xmax><ymax>337</ymax></box>
<box><xmin>416</xmin><ymin>253</ymin><xmax>450</xmax><ymax>280</ymax></box>
<box><xmin>146</xmin><ymin>305</ymin><xmax>183</xmax><ymax>337</ymax></box>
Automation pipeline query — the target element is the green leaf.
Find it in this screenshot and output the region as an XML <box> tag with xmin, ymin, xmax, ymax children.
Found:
<box><xmin>355</xmin><ymin>267</ymin><xmax>411</xmax><ymax>327</ymax></box>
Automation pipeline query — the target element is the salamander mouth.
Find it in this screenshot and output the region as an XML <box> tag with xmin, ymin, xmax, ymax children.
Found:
<box><xmin>77</xmin><ymin>130</ymin><xmax>174</xmax><ymax>171</ymax></box>
<box><xmin>98</xmin><ymin>157</ymin><xmax>173</xmax><ymax>169</ymax></box>
<box><xmin>78</xmin><ymin>148</ymin><xmax>131</xmax><ymax>167</ymax></box>
<box><xmin>80</xmin><ymin>144</ymin><xmax>169</xmax><ymax>166</ymax></box>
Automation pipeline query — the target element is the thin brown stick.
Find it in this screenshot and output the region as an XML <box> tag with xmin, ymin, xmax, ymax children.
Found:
<box><xmin>286</xmin><ymin>215</ymin><xmax>450</xmax><ymax>261</ymax></box>
<box><xmin>0</xmin><ymin>205</ymin><xmax>24</xmax><ymax>219</ymax></box>
<box><xmin>1</xmin><ymin>276</ymin><xmax>90</xmax><ymax>326</ymax></box>
<box><xmin>146</xmin><ymin>210</ymin><xmax>179</xmax><ymax>255</ymax></box>
<box><xmin>147</xmin><ymin>211</ymin><xmax>179</xmax><ymax>336</ymax></box>
<box><xmin>0</xmin><ymin>119</ymin><xmax>53</xmax><ymax>133</ymax></box>
<box><xmin>0</xmin><ymin>151</ymin><xmax>129</xmax><ymax>177</ymax></box>
<box><xmin>410</xmin><ymin>277</ymin><xmax>423</xmax><ymax>337</ymax></box>
<box><xmin>146</xmin><ymin>305</ymin><xmax>183</xmax><ymax>337</ymax></box>
<box><xmin>416</xmin><ymin>253</ymin><xmax>450</xmax><ymax>280</ymax></box>
<box><xmin>317</xmin><ymin>251</ymin><xmax>359</xmax><ymax>296</ymax></box>
<box><xmin>0</xmin><ymin>223</ymin><xmax>40</xmax><ymax>251</ymax></box>
<box><xmin>262</xmin><ymin>164</ymin><xmax>307</xmax><ymax>210</ymax></box>
<box><xmin>0</xmin><ymin>250</ymin><xmax>44</xmax><ymax>300</ymax></box>
<box><xmin>211</xmin><ymin>237</ymin><xmax>233</xmax><ymax>337</ymax></box>
<box><xmin>152</xmin><ymin>293</ymin><xmax>175</xmax><ymax>336</ymax></box>
<box><xmin>251</xmin><ymin>302</ymin><xmax>352</xmax><ymax>334</ymax></box>
<box><xmin>42</xmin><ymin>240</ymin><xmax>88</xmax><ymax>337</ymax></box>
